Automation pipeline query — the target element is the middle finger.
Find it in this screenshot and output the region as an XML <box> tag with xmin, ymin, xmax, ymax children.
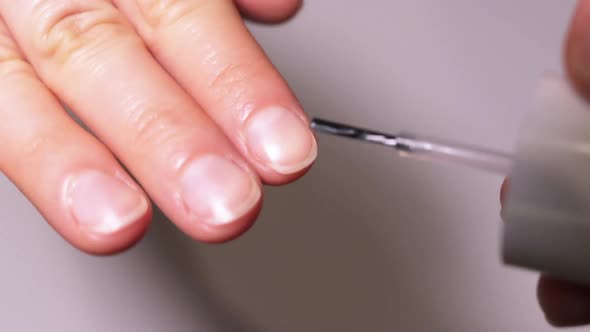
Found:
<box><xmin>114</xmin><ymin>0</ymin><xmax>317</xmax><ymax>184</ymax></box>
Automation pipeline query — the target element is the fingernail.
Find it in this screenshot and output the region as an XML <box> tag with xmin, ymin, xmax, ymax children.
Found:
<box><xmin>244</xmin><ymin>107</ymin><xmax>317</xmax><ymax>174</ymax></box>
<box><xmin>180</xmin><ymin>155</ymin><xmax>261</xmax><ymax>225</ymax></box>
<box><xmin>67</xmin><ymin>171</ymin><xmax>148</xmax><ymax>234</ymax></box>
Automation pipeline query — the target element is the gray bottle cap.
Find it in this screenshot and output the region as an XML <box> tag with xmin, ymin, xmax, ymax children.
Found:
<box><xmin>502</xmin><ymin>74</ymin><xmax>590</xmax><ymax>284</ymax></box>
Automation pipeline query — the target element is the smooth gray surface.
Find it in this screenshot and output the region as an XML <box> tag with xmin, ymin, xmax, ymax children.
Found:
<box><xmin>0</xmin><ymin>1</ymin><xmax>583</xmax><ymax>331</ymax></box>
<box><xmin>503</xmin><ymin>76</ymin><xmax>590</xmax><ymax>285</ymax></box>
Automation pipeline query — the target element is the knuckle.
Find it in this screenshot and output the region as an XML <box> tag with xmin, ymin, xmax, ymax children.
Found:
<box><xmin>208</xmin><ymin>59</ymin><xmax>266</xmax><ymax>99</ymax></box>
<box><xmin>0</xmin><ymin>35</ymin><xmax>35</xmax><ymax>79</ymax></box>
<box><xmin>130</xmin><ymin>108</ymin><xmax>169</xmax><ymax>147</ymax></box>
<box><xmin>137</xmin><ymin>0</ymin><xmax>212</xmax><ymax>30</ymax></box>
<box><xmin>209</xmin><ymin>63</ymin><xmax>244</xmax><ymax>90</ymax></box>
<box><xmin>127</xmin><ymin>103</ymin><xmax>217</xmax><ymax>171</ymax></box>
<box><xmin>30</xmin><ymin>1</ymin><xmax>134</xmax><ymax>64</ymax></box>
<box><xmin>17</xmin><ymin>126</ymin><xmax>70</xmax><ymax>167</ymax></box>
<box><xmin>126</xmin><ymin>102</ymin><xmax>193</xmax><ymax>160</ymax></box>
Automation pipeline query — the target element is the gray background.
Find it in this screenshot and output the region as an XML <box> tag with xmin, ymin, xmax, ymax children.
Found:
<box><xmin>0</xmin><ymin>1</ymin><xmax>582</xmax><ymax>331</ymax></box>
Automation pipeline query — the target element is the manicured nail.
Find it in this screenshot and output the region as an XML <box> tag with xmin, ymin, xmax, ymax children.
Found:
<box><xmin>181</xmin><ymin>155</ymin><xmax>261</xmax><ymax>225</ymax></box>
<box><xmin>67</xmin><ymin>171</ymin><xmax>148</xmax><ymax>234</ymax></box>
<box><xmin>244</xmin><ymin>106</ymin><xmax>317</xmax><ymax>174</ymax></box>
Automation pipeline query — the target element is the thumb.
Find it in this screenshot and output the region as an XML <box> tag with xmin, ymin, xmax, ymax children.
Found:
<box><xmin>566</xmin><ymin>0</ymin><xmax>590</xmax><ymax>97</ymax></box>
<box><xmin>235</xmin><ymin>0</ymin><xmax>303</xmax><ymax>23</ymax></box>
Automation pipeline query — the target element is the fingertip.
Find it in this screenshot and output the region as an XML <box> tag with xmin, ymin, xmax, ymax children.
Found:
<box><xmin>259</xmin><ymin>160</ymin><xmax>316</xmax><ymax>186</ymax></box>
<box><xmin>243</xmin><ymin>106</ymin><xmax>318</xmax><ymax>184</ymax></box>
<box><xmin>565</xmin><ymin>0</ymin><xmax>590</xmax><ymax>99</ymax></box>
<box><xmin>537</xmin><ymin>276</ymin><xmax>590</xmax><ymax>327</ymax></box>
<box><xmin>66</xmin><ymin>204</ymin><xmax>153</xmax><ymax>256</ymax></box>
<box><xmin>500</xmin><ymin>177</ymin><xmax>510</xmax><ymax>207</ymax></box>
<box><xmin>236</xmin><ymin>0</ymin><xmax>303</xmax><ymax>24</ymax></box>
<box><xmin>183</xmin><ymin>195</ymin><xmax>263</xmax><ymax>244</ymax></box>
<box><xmin>55</xmin><ymin>169</ymin><xmax>154</xmax><ymax>255</ymax></box>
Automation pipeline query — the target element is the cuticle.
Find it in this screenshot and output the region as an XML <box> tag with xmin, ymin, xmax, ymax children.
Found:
<box><xmin>175</xmin><ymin>155</ymin><xmax>197</xmax><ymax>218</ymax></box>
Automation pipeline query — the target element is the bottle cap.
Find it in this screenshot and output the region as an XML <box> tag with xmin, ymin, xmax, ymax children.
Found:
<box><xmin>502</xmin><ymin>74</ymin><xmax>590</xmax><ymax>284</ymax></box>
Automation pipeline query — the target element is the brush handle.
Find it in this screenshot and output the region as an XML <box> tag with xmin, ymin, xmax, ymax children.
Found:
<box><xmin>310</xmin><ymin>117</ymin><xmax>513</xmax><ymax>175</ymax></box>
<box><xmin>394</xmin><ymin>134</ymin><xmax>513</xmax><ymax>175</ymax></box>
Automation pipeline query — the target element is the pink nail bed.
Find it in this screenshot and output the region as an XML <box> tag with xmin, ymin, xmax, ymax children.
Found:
<box><xmin>244</xmin><ymin>106</ymin><xmax>317</xmax><ymax>174</ymax></box>
<box><xmin>67</xmin><ymin>171</ymin><xmax>148</xmax><ymax>234</ymax></box>
<box><xmin>180</xmin><ymin>155</ymin><xmax>261</xmax><ymax>225</ymax></box>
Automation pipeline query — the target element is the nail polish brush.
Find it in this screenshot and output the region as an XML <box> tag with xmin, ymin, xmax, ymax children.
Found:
<box><xmin>311</xmin><ymin>75</ymin><xmax>590</xmax><ymax>287</ymax></box>
<box><xmin>311</xmin><ymin>118</ymin><xmax>513</xmax><ymax>175</ymax></box>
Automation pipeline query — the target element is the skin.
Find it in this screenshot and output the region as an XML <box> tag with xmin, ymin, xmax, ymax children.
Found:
<box><xmin>2</xmin><ymin>0</ymin><xmax>589</xmax><ymax>327</ymax></box>
<box><xmin>0</xmin><ymin>0</ymin><xmax>313</xmax><ymax>254</ymax></box>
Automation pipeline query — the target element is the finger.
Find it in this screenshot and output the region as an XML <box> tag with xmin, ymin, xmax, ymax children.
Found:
<box><xmin>544</xmin><ymin>4</ymin><xmax>590</xmax><ymax>325</ymax></box>
<box><xmin>500</xmin><ymin>177</ymin><xmax>510</xmax><ymax>207</ymax></box>
<box><xmin>538</xmin><ymin>276</ymin><xmax>590</xmax><ymax>327</ymax></box>
<box><xmin>0</xmin><ymin>0</ymin><xmax>262</xmax><ymax>242</ymax></box>
<box><xmin>500</xmin><ymin>155</ymin><xmax>590</xmax><ymax>327</ymax></box>
<box><xmin>114</xmin><ymin>0</ymin><xmax>317</xmax><ymax>185</ymax></box>
<box><xmin>0</xmin><ymin>20</ymin><xmax>151</xmax><ymax>254</ymax></box>
<box><xmin>234</xmin><ymin>0</ymin><xmax>302</xmax><ymax>23</ymax></box>
<box><xmin>566</xmin><ymin>0</ymin><xmax>590</xmax><ymax>98</ymax></box>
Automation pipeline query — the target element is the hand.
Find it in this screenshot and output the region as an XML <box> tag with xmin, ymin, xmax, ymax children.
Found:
<box><xmin>501</xmin><ymin>179</ymin><xmax>590</xmax><ymax>327</ymax></box>
<box><xmin>0</xmin><ymin>0</ymin><xmax>316</xmax><ymax>254</ymax></box>
<box><xmin>501</xmin><ymin>1</ymin><xmax>590</xmax><ymax>326</ymax></box>
<box><xmin>500</xmin><ymin>2</ymin><xmax>590</xmax><ymax>320</ymax></box>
